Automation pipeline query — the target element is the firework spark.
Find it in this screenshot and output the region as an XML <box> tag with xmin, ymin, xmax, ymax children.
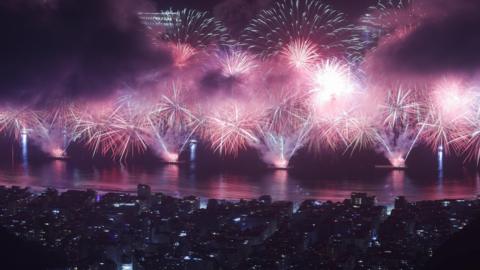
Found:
<box><xmin>280</xmin><ymin>39</ymin><xmax>319</xmax><ymax>70</ymax></box>
<box><xmin>309</xmin><ymin>59</ymin><xmax>357</xmax><ymax>108</ymax></box>
<box><xmin>36</xmin><ymin>103</ymin><xmax>76</xmax><ymax>158</ymax></box>
<box><xmin>203</xmin><ymin>101</ymin><xmax>260</xmax><ymax>156</ymax></box>
<box><xmin>170</xmin><ymin>43</ymin><xmax>197</xmax><ymax>68</ymax></box>
<box><xmin>148</xmin><ymin>83</ymin><xmax>201</xmax><ymax>162</ymax></box>
<box><xmin>257</xmin><ymin>90</ymin><xmax>310</xmax><ymax>168</ymax></box>
<box><xmin>216</xmin><ymin>49</ymin><xmax>258</xmax><ymax>78</ymax></box>
<box><xmin>241</xmin><ymin>0</ymin><xmax>360</xmax><ymax>61</ymax></box>
<box><xmin>380</xmin><ymin>87</ymin><xmax>419</xmax><ymax>129</ymax></box>
<box><xmin>160</xmin><ymin>9</ymin><xmax>230</xmax><ymax>48</ymax></box>
<box><xmin>0</xmin><ymin>107</ymin><xmax>43</xmax><ymax>140</ymax></box>
<box><xmin>376</xmin><ymin>86</ymin><xmax>421</xmax><ymax>166</ymax></box>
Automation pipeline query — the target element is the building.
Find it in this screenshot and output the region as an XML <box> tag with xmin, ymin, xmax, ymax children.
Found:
<box><xmin>138</xmin><ymin>11</ymin><xmax>180</xmax><ymax>30</ymax></box>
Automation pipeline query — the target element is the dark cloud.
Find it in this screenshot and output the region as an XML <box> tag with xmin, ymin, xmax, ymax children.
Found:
<box><xmin>153</xmin><ymin>0</ymin><xmax>222</xmax><ymax>11</ymax></box>
<box><xmin>213</xmin><ymin>0</ymin><xmax>272</xmax><ymax>35</ymax></box>
<box><xmin>370</xmin><ymin>0</ymin><xmax>480</xmax><ymax>77</ymax></box>
<box><xmin>0</xmin><ymin>0</ymin><xmax>171</xmax><ymax>105</ymax></box>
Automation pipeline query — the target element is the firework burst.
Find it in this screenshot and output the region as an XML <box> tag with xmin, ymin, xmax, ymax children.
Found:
<box><xmin>0</xmin><ymin>106</ymin><xmax>43</xmax><ymax>140</ymax></box>
<box><xmin>102</xmin><ymin>98</ymin><xmax>153</xmax><ymax>160</ymax></box>
<box><xmin>376</xmin><ymin>86</ymin><xmax>422</xmax><ymax>166</ymax></box>
<box><xmin>159</xmin><ymin>9</ymin><xmax>230</xmax><ymax>48</ymax></box>
<box><xmin>153</xmin><ymin>9</ymin><xmax>231</xmax><ymax>68</ymax></box>
<box><xmin>203</xmin><ymin>101</ymin><xmax>260</xmax><ymax>156</ymax></box>
<box><xmin>36</xmin><ymin>103</ymin><xmax>77</xmax><ymax>158</ymax></box>
<box><xmin>257</xmin><ymin>128</ymin><xmax>309</xmax><ymax>168</ymax></box>
<box><xmin>71</xmin><ymin>98</ymin><xmax>152</xmax><ymax>160</ymax></box>
<box><xmin>280</xmin><ymin>39</ymin><xmax>319</xmax><ymax>70</ymax></box>
<box><xmin>170</xmin><ymin>43</ymin><xmax>197</xmax><ymax>68</ymax></box>
<box><xmin>457</xmin><ymin>114</ymin><xmax>480</xmax><ymax>165</ymax></box>
<box><xmin>257</xmin><ymin>89</ymin><xmax>309</xmax><ymax>168</ymax></box>
<box><xmin>308</xmin><ymin>59</ymin><xmax>357</xmax><ymax>110</ymax></box>
<box><xmin>216</xmin><ymin>49</ymin><xmax>258</xmax><ymax>78</ymax></box>
<box><xmin>148</xmin><ymin>83</ymin><xmax>201</xmax><ymax>162</ymax></box>
<box><xmin>241</xmin><ymin>0</ymin><xmax>360</xmax><ymax>61</ymax></box>
<box><xmin>380</xmin><ymin>87</ymin><xmax>419</xmax><ymax>129</ymax></box>
<box><xmin>417</xmin><ymin>79</ymin><xmax>477</xmax><ymax>155</ymax></box>
<box><xmin>345</xmin><ymin>113</ymin><xmax>383</xmax><ymax>154</ymax></box>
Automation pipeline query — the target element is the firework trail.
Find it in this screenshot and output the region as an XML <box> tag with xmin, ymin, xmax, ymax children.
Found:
<box><xmin>308</xmin><ymin>59</ymin><xmax>357</xmax><ymax>108</ymax></box>
<box><xmin>456</xmin><ymin>112</ymin><xmax>480</xmax><ymax>165</ymax></box>
<box><xmin>0</xmin><ymin>106</ymin><xmax>43</xmax><ymax>140</ymax></box>
<box><xmin>303</xmin><ymin>59</ymin><xmax>366</xmax><ymax>155</ymax></box>
<box><xmin>307</xmin><ymin>115</ymin><xmax>348</xmax><ymax>153</ymax></box>
<box><xmin>3</xmin><ymin>3</ymin><xmax>480</xmax><ymax>171</ymax></box>
<box><xmin>215</xmin><ymin>48</ymin><xmax>258</xmax><ymax>79</ymax></box>
<box><xmin>280</xmin><ymin>39</ymin><xmax>320</xmax><ymax>70</ymax></box>
<box><xmin>148</xmin><ymin>83</ymin><xmax>202</xmax><ymax>162</ymax></box>
<box><xmin>203</xmin><ymin>100</ymin><xmax>260</xmax><ymax>156</ymax></box>
<box><xmin>417</xmin><ymin>78</ymin><xmax>476</xmax><ymax>155</ymax></box>
<box><xmin>102</xmin><ymin>97</ymin><xmax>153</xmax><ymax>160</ymax></box>
<box><xmin>241</xmin><ymin>0</ymin><xmax>361</xmax><ymax>63</ymax></box>
<box><xmin>376</xmin><ymin>87</ymin><xmax>421</xmax><ymax>166</ymax></box>
<box><xmin>70</xmin><ymin>102</ymin><xmax>116</xmax><ymax>157</ymax></box>
<box><xmin>257</xmin><ymin>126</ymin><xmax>310</xmax><ymax>169</ymax></box>
<box><xmin>256</xmin><ymin>89</ymin><xmax>310</xmax><ymax>168</ymax></box>
<box><xmin>345</xmin><ymin>112</ymin><xmax>385</xmax><ymax>154</ymax></box>
<box><xmin>36</xmin><ymin>103</ymin><xmax>77</xmax><ymax>158</ymax></box>
<box><xmin>70</xmin><ymin>98</ymin><xmax>152</xmax><ymax>160</ymax></box>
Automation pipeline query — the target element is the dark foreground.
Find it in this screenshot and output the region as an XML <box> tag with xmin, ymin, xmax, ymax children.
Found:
<box><xmin>0</xmin><ymin>185</ymin><xmax>479</xmax><ymax>270</ymax></box>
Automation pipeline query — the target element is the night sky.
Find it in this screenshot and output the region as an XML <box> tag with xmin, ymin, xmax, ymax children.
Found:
<box><xmin>0</xmin><ymin>0</ymin><xmax>479</xmax><ymax>105</ymax></box>
<box><xmin>0</xmin><ymin>0</ymin><xmax>479</xmax><ymax>173</ymax></box>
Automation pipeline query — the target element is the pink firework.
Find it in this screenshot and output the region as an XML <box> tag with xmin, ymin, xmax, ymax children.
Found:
<box><xmin>431</xmin><ymin>78</ymin><xmax>476</xmax><ymax>122</ymax></box>
<box><xmin>380</xmin><ymin>87</ymin><xmax>419</xmax><ymax>129</ymax></box>
<box><xmin>308</xmin><ymin>59</ymin><xmax>357</xmax><ymax>109</ymax></box>
<box><xmin>71</xmin><ymin>99</ymin><xmax>152</xmax><ymax>160</ymax></box>
<box><xmin>345</xmin><ymin>113</ymin><xmax>382</xmax><ymax>154</ymax></box>
<box><xmin>0</xmin><ymin>106</ymin><xmax>43</xmax><ymax>140</ymax></box>
<box><xmin>377</xmin><ymin>86</ymin><xmax>422</xmax><ymax>166</ymax></box>
<box><xmin>257</xmin><ymin>127</ymin><xmax>309</xmax><ymax>169</ymax></box>
<box><xmin>280</xmin><ymin>39</ymin><xmax>319</xmax><ymax>70</ymax></box>
<box><xmin>170</xmin><ymin>43</ymin><xmax>197</xmax><ymax>68</ymax></box>
<box><xmin>203</xmin><ymin>100</ymin><xmax>260</xmax><ymax>156</ymax></box>
<box><xmin>416</xmin><ymin>78</ymin><xmax>476</xmax><ymax>154</ymax></box>
<box><xmin>257</xmin><ymin>90</ymin><xmax>310</xmax><ymax>168</ymax></box>
<box><xmin>262</xmin><ymin>88</ymin><xmax>309</xmax><ymax>133</ymax></box>
<box><xmin>216</xmin><ymin>49</ymin><xmax>257</xmax><ymax>78</ymax></box>
<box><xmin>101</xmin><ymin>98</ymin><xmax>153</xmax><ymax>160</ymax></box>
<box><xmin>148</xmin><ymin>83</ymin><xmax>201</xmax><ymax>162</ymax></box>
<box><xmin>456</xmin><ymin>113</ymin><xmax>480</xmax><ymax>165</ymax></box>
<box><xmin>70</xmin><ymin>102</ymin><xmax>116</xmax><ymax>155</ymax></box>
<box><xmin>36</xmin><ymin>103</ymin><xmax>77</xmax><ymax>158</ymax></box>
<box><xmin>307</xmin><ymin>110</ymin><xmax>354</xmax><ymax>153</ymax></box>
<box><xmin>417</xmin><ymin>106</ymin><xmax>462</xmax><ymax>154</ymax></box>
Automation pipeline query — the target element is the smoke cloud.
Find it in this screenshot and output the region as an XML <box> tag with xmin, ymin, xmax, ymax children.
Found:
<box><xmin>213</xmin><ymin>0</ymin><xmax>272</xmax><ymax>35</ymax></box>
<box><xmin>364</xmin><ymin>0</ymin><xmax>480</xmax><ymax>82</ymax></box>
<box><xmin>0</xmin><ymin>0</ymin><xmax>171</xmax><ymax>105</ymax></box>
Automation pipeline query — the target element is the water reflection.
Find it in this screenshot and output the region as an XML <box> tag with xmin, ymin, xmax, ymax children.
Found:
<box><xmin>0</xmin><ymin>161</ymin><xmax>479</xmax><ymax>205</ymax></box>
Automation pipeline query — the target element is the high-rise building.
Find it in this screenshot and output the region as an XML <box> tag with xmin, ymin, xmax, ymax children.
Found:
<box><xmin>138</xmin><ymin>11</ymin><xmax>180</xmax><ymax>31</ymax></box>
<box><xmin>138</xmin><ymin>11</ymin><xmax>180</xmax><ymax>46</ymax></box>
<box><xmin>350</xmin><ymin>192</ymin><xmax>376</xmax><ymax>207</ymax></box>
<box><xmin>137</xmin><ymin>184</ymin><xmax>151</xmax><ymax>200</ymax></box>
<box><xmin>394</xmin><ymin>196</ymin><xmax>408</xmax><ymax>209</ymax></box>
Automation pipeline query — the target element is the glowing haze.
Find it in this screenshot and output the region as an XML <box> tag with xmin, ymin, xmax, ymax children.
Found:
<box><xmin>1</xmin><ymin>0</ymin><xmax>480</xmax><ymax>169</ymax></box>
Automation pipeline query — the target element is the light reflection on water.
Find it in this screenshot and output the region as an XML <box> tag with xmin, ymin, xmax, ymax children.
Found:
<box><xmin>0</xmin><ymin>161</ymin><xmax>479</xmax><ymax>205</ymax></box>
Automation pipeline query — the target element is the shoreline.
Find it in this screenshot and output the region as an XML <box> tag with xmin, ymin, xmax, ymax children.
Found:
<box><xmin>4</xmin><ymin>183</ymin><xmax>479</xmax><ymax>208</ymax></box>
